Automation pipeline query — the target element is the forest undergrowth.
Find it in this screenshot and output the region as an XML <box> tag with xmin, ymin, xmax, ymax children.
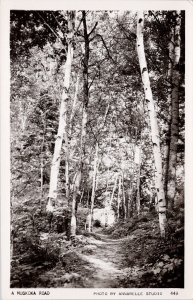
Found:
<box><xmin>9</xmin><ymin>9</ymin><xmax>185</xmax><ymax>291</ymax></box>
<box><xmin>11</xmin><ymin>196</ymin><xmax>184</xmax><ymax>288</ymax></box>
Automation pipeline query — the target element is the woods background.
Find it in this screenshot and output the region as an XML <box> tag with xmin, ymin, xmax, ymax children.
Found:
<box><xmin>9</xmin><ymin>10</ymin><xmax>185</xmax><ymax>289</ymax></box>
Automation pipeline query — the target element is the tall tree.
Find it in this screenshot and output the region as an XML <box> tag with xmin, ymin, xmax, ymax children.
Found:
<box><xmin>167</xmin><ymin>11</ymin><xmax>182</xmax><ymax>210</ymax></box>
<box><xmin>136</xmin><ymin>145</ymin><xmax>141</xmax><ymax>216</ymax></box>
<box><xmin>71</xmin><ymin>167</ymin><xmax>82</xmax><ymax>236</ymax></box>
<box><xmin>117</xmin><ymin>175</ymin><xmax>122</xmax><ymax>219</ymax></box>
<box><xmin>70</xmin><ymin>10</ymin><xmax>98</xmax><ymax>236</ymax></box>
<box><xmin>136</xmin><ymin>11</ymin><xmax>167</xmax><ymax>237</ymax></box>
<box><xmin>46</xmin><ymin>11</ymin><xmax>75</xmax><ymax>212</ymax></box>
<box><xmin>87</xmin><ymin>142</ymin><xmax>99</xmax><ymax>232</ymax></box>
<box><xmin>164</xmin><ymin>18</ymin><xmax>175</xmax><ymax>196</ymax></box>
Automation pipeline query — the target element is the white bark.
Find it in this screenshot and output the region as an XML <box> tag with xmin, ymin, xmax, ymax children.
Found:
<box><xmin>105</xmin><ymin>174</ymin><xmax>118</xmax><ymax>225</ymax></box>
<box><xmin>122</xmin><ymin>171</ymin><xmax>127</xmax><ymax>219</ymax></box>
<box><xmin>47</xmin><ymin>12</ymin><xmax>75</xmax><ymax>212</ymax></box>
<box><xmin>79</xmin><ymin>188</ymin><xmax>84</xmax><ymax>205</ymax></box>
<box><xmin>105</xmin><ymin>134</ymin><xmax>112</xmax><ymax>193</ymax></box>
<box><xmin>70</xmin><ymin>69</ymin><xmax>80</xmax><ymax>127</ymax></box>
<box><xmin>71</xmin><ymin>169</ymin><xmax>81</xmax><ymax>236</ymax></box>
<box><xmin>117</xmin><ymin>176</ymin><xmax>122</xmax><ymax>219</ymax></box>
<box><xmin>40</xmin><ymin>156</ymin><xmax>44</xmax><ymax>198</ymax></box>
<box><xmin>40</xmin><ymin>120</ymin><xmax>45</xmax><ymax>199</ymax></box>
<box><xmin>88</xmin><ymin>142</ymin><xmax>99</xmax><ymax>232</ymax></box>
<box><xmin>164</xmin><ymin>24</ymin><xmax>175</xmax><ymax>194</ymax></box>
<box><xmin>136</xmin><ymin>146</ymin><xmax>141</xmax><ymax>216</ymax></box>
<box><xmin>95</xmin><ymin>161</ymin><xmax>100</xmax><ymax>191</ymax></box>
<box><xmin>87</xmin><ymin>190</ymin><xmax>90</xmax><ymax>209</ymax></box>
<box><xmin>80</xmin><ymin>107</ymin><xmax>87</xmax><ymax>159</ymax></box>
<box><xmin>110</xmin><ymin>174</ymin><xmax>118</xmax><ymax>208</ymax></box>
<box><xmin>136</xmin><ymin>11</ymin><xmax>167</xmax><ymax>237</ymax></box>
<box><xmin>167</xmin><ymin>11</ymin><xmax>181</xmax><ymax>210</ymax></box>
<box><xmin>64</xmin><ymin>129</ymin><xmax>70</xmax><ymax>204</ymax></box>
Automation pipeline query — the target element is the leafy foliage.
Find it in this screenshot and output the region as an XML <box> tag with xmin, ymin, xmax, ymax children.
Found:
<box><xmin>10</xmin><ymin>10</ymin><xmax>184</xmax><ymax>288</ymax></box>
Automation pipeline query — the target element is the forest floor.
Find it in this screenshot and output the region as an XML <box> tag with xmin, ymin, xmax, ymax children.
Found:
<box><xmin>11</xmin><ymin>208</ymin><xmax>184</xmax><ymax>288</ymax></box>
<box><xmin>78</xmin><ymin>233</ymin><xmax>129</xmax><ymax>288</ymax></box>
<box><xmin>39</xmin><ymin>232</ymin><xmax>132</xmax><ymax>288</ymax></box>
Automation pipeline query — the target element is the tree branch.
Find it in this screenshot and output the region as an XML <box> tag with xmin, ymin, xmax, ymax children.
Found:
<box><xmin>90</xmin><ymin>34</ymin><xmax>115</xmax><ymax>63</ymax></box>
<box><xmin>149</xmin><ymin>11</ymin><xmax>168</xmax><ymax>32</ymax></box>
<box><xmin>37</xmin><ymin>12</ymin><xmax>64</xmax><ymax>44</ymax></box>
<box><xmin>75</xmin><ymin>17</ymin><xmax>83</xmax><ymax>34</ymax></box>
<box><xmin>117</xmin><ymin>20</ymin><xmax>136</xmax><ymax>40</ymax></box>
<box><xmin>51</xmin><ymin>12</ymin><xmax>63</xmax><ymax>33</ymax></box>
<box><xmin>88</xmin><ymin>22</ymin><xmax>98</xmax><ymax>37</ymax></box>
<box><xmin>88</xmin><ymin>71</ymin><xmax>98</xmax><ymax>90</ymax></box>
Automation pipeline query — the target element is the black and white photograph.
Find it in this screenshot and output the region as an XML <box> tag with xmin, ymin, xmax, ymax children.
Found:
<box><xmin>1</xmin><ymin>1</ymin><xmax>193</xmax><ymax>299</ymax></box>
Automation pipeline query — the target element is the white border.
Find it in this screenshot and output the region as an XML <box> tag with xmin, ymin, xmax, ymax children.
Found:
<box><xmin>1</xmin><ymin>1</ymin><xmax>193</xmax><ymax>299</ymax></box>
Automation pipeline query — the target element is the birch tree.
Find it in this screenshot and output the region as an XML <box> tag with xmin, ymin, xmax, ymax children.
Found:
<box><xmin>117</xmin><ymin>175</ymin><xmax>122</xmax><ymax>219</ymax></box>
<box><xmin>46</xmin><ymin>11</ymin><xmax>75</xmax><ymax>212</ymax></box>
<box><xmin>136</xmin><ymin>145</ymin><xmax>141</xmax><ymax>216</ymax></box>
<box><xmin>136</xmin><ymin>11</ymin><xmax>167</xmax><ymax>237</ymax></box>
<box><xmin>164</xmin><ymin>22</ymin><xmax>175</xmax><ymax>196</ymax></box>
<box><xmin>87</xmin><ymin>142</ymin><xmax>99</xmax><ymax>232</ymax></box>
<box><xmin>122</xmin><ymin>171</ymin><xmax>127</xmax><ymax>219</ymax></box>
<box><xmin>70</xmin><ymin>11</ymin><xmax>99</xmax><ymax>236</ymax></box>
<box><xmin>71</xmin><ymin>168</ymin><xmax>82</xmax><ymax>236</ymax></box>
<box><xmin>167</xmin><ymin>11</ymin><xmax>181</xmax><ymax>210</ymax></box>
<box><xmin>110</xmin><ymin>174</ymin><xmax>118</xmax><ymax>208</ymax></box>
<box><xmin>69</xmin><ymin>11</ymin><xmax>90</xmax><ymax>236</ymax></box>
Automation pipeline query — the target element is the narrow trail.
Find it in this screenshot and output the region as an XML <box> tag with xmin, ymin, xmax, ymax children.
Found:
<box><xmin>37</xmin><ymin>232</ymin><xmax>135</xmax><ymax>288</ymax></box>
<box><xmin>78</xmin><ymin>233</ymin><xmax>131</xmax><ymax>288</ymax></box>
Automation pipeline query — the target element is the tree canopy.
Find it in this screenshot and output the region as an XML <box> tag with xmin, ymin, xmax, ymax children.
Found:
<box><xmin>10</xmin><ymin>10</ymin><xmax>185</xmax><ymax>289</ymax></box>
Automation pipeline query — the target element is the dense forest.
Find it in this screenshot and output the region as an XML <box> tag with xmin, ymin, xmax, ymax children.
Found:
<box><xmin>10</xmin><ymin>10</ymin><xmax>185</xmax><ymax>288</ymax></box>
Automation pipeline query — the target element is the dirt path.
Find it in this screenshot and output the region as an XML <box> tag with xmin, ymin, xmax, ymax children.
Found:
<box><xmin>78</xmin><ymin>233</ymin><xmax>131</xmax><ymax>288</ymax></box>
<box><xmin>35</xmin><ymin>232</ymin><xmax>134</xmax><ymax>288</ymax></box>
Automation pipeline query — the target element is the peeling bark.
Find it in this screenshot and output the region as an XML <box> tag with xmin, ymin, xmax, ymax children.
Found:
<box><xmin>46</xmin><ymin>11</ymin><xmax>75</xmax><ymax>212</ymax></box>
<box><xmin>117</xmin><ymin>176</ymin><xmax>121</xmax><ymax>219</ymax></box>
<box><xmin>70</xmin><ymin>10</ymin><xmax>90</xmax><ymax>235</ymax></box>
<box><xmin>167</xmin><ymin>11</ymin><xmax>181</xmax><ymax>210</ymax></box>
<box><xmin>64</xmin><ymin>129</ymin><xmax>70</xmax><ymax>205</ymax></box>
<box><xmin>88</xmin><ymin>142</ymin><xmax>99</xmax><ymax>232</ymax></box>
<box><xmin>164</xmin><ymin>24</ymin><xmax>175</xmax><ymax>198</ymax></box>
<box><xmin>136</xmin><ymin>146</ymin><xmax>141</xmax><ymax>216</ymax></box>
<box><xmin>136</xmin><ymin>11</ymin><xmax>167</xmax><ymax>237</ymax></box>
<box><xmin>122</xmin><ymin>171</ymin><xmax>127</xmax><ymax>219</ymax></box>
<box><xmin>69</xmin><ymin>67</ymin><xmax>81</xmax><ymax>138</ymax></box>
<box><xmin>71</xmin><ymin>169</ymin><xmax>81</xmax><ymax>236</ymax></box>
<box><xmin>110</xmin><ymin>174</ymin><xmax>118</xmax><ymax>208</ymax></box>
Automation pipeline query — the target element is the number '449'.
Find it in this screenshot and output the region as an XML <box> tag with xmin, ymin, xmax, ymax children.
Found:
<box><xmin>171</xmin><ymin>291</ymin><xmax>179</xmax><ymax>296</ymax></box>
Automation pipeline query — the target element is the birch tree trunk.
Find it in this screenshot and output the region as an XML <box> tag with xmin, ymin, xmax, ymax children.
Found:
<box><xmin>136</xmin><ymin>11</ymin><xmax>167</xmax><ymax>237</ymax></box>
<box><xmin>79</xmin><ymin>188</ymin><xmax>84</xmax><ymax>205</ymax></box>
<box><xmin>117</xmin><ymin>176</ymin><xmax>121</xmax><ymax>219</ymax></box>
<box><xmin>40</xmin><ymin>156</ymin><xmax>44</xmax><ymax>198</ymax></box>
<box><xmin>164</xmin><ymin>25</ymin><xmax>175</xmax><ymax>197</ymax></box>
<box><xmin>95</xmin><ymin>161</ymin><xmax>100</xmax><ymax>191</ymax></box>
<box><xmin>70</xmin><ymin>12</ymin><xmax>90</xmax><ymax>232</ymax></box>
<box><xmin>122</xmin><ymin>171</ymin><xmax>127</xmax><ymax>219</ymax></box>
<box><xmin>136</xmin><ymin>146</ymin><xmax>141</xmax><ymax>216</ymax></box>
<box><xmin>71</xmin><ymin>169</ymin><xmax>81</xmax><ymax>236</ymax></box>
<box><xmin>167</xmin><ymin>11</ymin><xmax>181</xmax><ymax>210</ymax></box>
<box><xmin>88</xmin><ymin>142</ymin><xmax>99</xmax><ymax>232</ymax></box>
<box><xmin>105</xmin><ymin>130</ymin><xmax>112</xmax><ymax>194</ymax></box>
<box><xmin>87</xmin><ymin>190</ymin><xmax>90</xmax><ymax>209</ymax></box>
<box><xmin>64</xmin><ymin>130</ymin><xmax>70</xmax><ymax>205</ymax></box>
<box><xmin>46</xmin><ymin>11</ymin><xmax>75</xmax><ymax>213</ymax></box>
<box><xmin>110</xmin><ymin>174</ymin><xmax>118</xmax><ymax>208</ymax></box>
<box><xmin>69</xmin><ymin>67</ymin><xmax>81</xmax><ymax>139</ymax></box>
<box><xmin>127</xmin><ymin>162</ymin><xmax>135</xmax><ymax>218</ymax></box>
<box><xmin>104</xmin><ymin>174</ymin><xmax>118</xmax><ymax>225</ymax></box>
<box><xmin>80</xmin><ymin>10</ymin><xmax>90</xmax><ymax>156</ymax></box>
